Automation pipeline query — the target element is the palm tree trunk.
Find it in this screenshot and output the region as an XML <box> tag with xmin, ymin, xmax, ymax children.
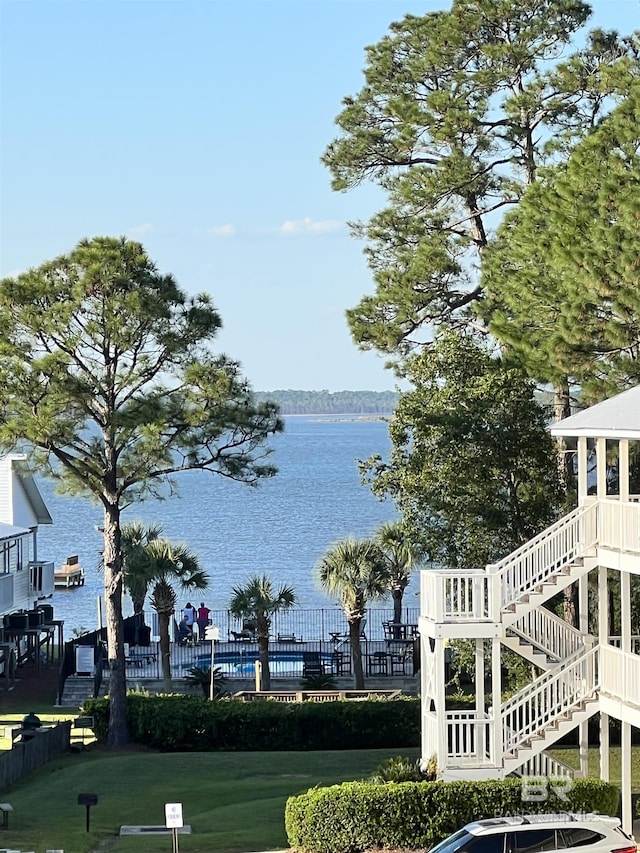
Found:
<box><xmin>258</xmin><ymin>636</ymin><xmax>271</xmax><ymax>690</ymax></box>
<box><xmin>392</xmin><ymin>589</ymin><xmax>403</xmax><ymax>628</ymax></box>
<box><xmin>159</xmin><ymin>612</ymin><xmax>172</xmax><ymax>691</ymax></box>
<box><xmin>350</xmin><ymin>620</ymin><xmax>365</xmax><ymax>689</ymax></box>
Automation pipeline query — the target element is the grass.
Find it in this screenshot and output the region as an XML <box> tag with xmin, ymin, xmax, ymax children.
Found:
<box><xmin>0</xmin><ymin>746</ymin><xmax>421</xmax><ymax>853</ymax></box>
<box><xmin>0</xmin><ymin>737</ymin><xmax>637</xmax><ymax>853</ymax></box>
<box><xmin>548</xmin><ymin>745</ymin><xmax>640</xmax><ymax>790</ymax></box>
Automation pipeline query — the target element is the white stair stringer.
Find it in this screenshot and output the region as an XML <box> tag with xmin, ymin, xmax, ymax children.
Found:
<box><xmin>499</xmin><ymin>646</ymin><xmax>599</xmax><ymax>777</ymax></box>
<box><xmin>504</xmin><ymin>607</ymin><xmax>587</xmax><ymax>671</ymax></box>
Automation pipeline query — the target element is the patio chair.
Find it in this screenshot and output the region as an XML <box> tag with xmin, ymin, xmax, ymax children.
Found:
<box><xmin>330</xmin><ymin>650</ymin><xmax>351</xmax><ymax>676</ymax></box>
<box><xmin>302</xmin><ymin>651</ymin><xmax>324</xmax><ymax>677</ymax></box>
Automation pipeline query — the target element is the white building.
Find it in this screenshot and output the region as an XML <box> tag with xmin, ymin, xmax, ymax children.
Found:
<box><xmin>419</xmin><ymin>384</ymin><xmax>640</xmax><ymax>832</ymax></box>
<box><xmin>0</xmin><ymin>455</ymin><xmax>55</xmax><ymax>657</ymax></box>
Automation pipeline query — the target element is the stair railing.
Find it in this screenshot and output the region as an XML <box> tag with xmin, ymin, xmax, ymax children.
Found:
<box><xmin>515</xmin><ymin>749</ymin><xmax>575</xmax><ymax>780</ymax></box>
<box><xmin>508</xmin><ymin>607</ymin><xmax>586</xmax><ymax>663</ymax></box>
<box><xmin>488</xmin><ymin>504</ymin><xmax>598</xmax><ymax>613</ymax></box>
<box><xmin>501</xmin><ymin>646</ymin><xmax>599</xmax><ymax>756</ymax></box>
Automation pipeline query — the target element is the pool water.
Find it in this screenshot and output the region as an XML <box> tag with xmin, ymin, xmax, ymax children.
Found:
<box><xmin>183</xmin><ymin>650</ymin><xmax>332</xmax><ymax>677</ymax></box>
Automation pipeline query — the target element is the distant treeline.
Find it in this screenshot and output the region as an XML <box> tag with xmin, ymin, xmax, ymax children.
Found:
<box><xmin>253</xmin><ymin>390</ymin><xmax>398</xmax><ymax>415</ymax></box>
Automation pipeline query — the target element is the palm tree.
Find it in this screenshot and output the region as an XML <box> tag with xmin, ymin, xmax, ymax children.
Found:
<box><xmin>375</xmin><ymin>521</ymin><xmax>420</xmax><ymax>628</ymax></box>
<box><xmin>145</xmin><ymin>538</ymin><xmax>209</xmax><ymax>690</ymax></box>
<box><xmin>121</xmin><ymin>521</ymin><xmax>164</xmax><ymax>614</ymax></box>
<box><xmin>229</xmin><ymin>574</ymin><xmax>296</xmax><ymax>690</ymax></box>
<box><xmin>316</xmin><ymin>538</ymin><xmax>389</xmax><ymax>688</ymax></box>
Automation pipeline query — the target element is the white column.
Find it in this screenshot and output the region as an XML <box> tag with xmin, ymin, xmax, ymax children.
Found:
<box><xmin>621</xmin><ymin>721</ymin><xmax>632</xmax><ymax>833</ymax></box>
<box><xmin>621</xmin><ymin>570</ymin><xmax>631</xmax><ymax>654</ymax></box>
<box><xmin>491</xmin><ymin>639</ymin><xmax>502</xmax><ymax>770</ymax></box>
<box><xmin>475</xmin><ymin>639</ymin><xmax>485</xmax><ymax>714</ymax></box>
<box><xmin>598</xmin><ymin>564</ymin><xmax>610</xmax><ymax>782</ymax></box>
<box><xmin>435</xmin><ymin>637</ymin><xmax>447</xmax><ymax>773</ymax></box>
<box><xmin>577</xmin><ymin>436</ymin><xmax>588</xmax><ymax>503</ymax></box>
<box><xmin>596</xmin><ymin>437</ymin><xmax>607</xmax><ymax>497</ymax></box>
<box><xmin>475</xmin><ymin>639</ymin><xmax>486</xmax><ymax>769</ymax></box>
<box><xmin>578</xmin><ymin>571</ymin><xmax>590</xmax><ymax>778</ymax></box>
<box><xmin>619</xmin><ymin>439</ymin><xmax>629</xmax><ymax>501</ymax></box>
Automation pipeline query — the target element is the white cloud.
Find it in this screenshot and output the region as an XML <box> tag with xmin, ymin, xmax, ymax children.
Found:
<box><xmin>278</xmin><ymin>217</ymin><xmax>342</xmax><ymax>235</ymax></box>
<box><xmin>208</xmin><ymin>224</ymin><xmax>236</xmax><ymax>237</ymax></box>
<box><xmin>127</xmin><ymin>223</ymin><xmax>154</xmax><ymax>237</ymax></box>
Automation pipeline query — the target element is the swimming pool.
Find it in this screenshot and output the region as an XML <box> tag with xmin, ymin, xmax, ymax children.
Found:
<box><xmin>183</xmin><ymin>650</ymin><xmax>333</xmax><ymax>677</ymax></box>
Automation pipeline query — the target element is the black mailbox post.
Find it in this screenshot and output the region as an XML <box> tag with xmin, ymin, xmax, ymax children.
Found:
<box><xmin>78</xmin><ymin>793</ymin><xmax>98</xmax><ymax>831</ymax></box>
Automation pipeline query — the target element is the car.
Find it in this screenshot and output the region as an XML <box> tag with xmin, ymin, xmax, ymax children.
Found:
<box><xmin>428</xmin><ymin>814</ymin><xmax>637</xmax><ymax>853</ymax></box>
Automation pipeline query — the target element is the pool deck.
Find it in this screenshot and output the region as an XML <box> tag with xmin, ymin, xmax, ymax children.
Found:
<box><xmin>122</xmin><ymin>636</ymin><xmax>416</xmax><ymax>680</ymax></box>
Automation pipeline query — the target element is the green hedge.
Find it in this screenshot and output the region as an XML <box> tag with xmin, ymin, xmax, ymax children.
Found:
<box><xmin>285</xmin><ymin>778</ymin><xmax>620</xmax><ymax>853</ymax></box>
<box><xmin>82</xmin><ymin>694</ymin><xmax>420</xmax><ymax>751</ymax></box>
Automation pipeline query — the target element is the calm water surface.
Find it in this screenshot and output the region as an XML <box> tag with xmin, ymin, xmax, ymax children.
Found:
<box><xmin>36</xmin><ymin>416</ymin><xmax>400</xmax><ymax>632</ymax></box>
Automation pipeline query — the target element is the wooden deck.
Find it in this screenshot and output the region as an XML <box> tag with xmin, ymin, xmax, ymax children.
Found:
<box><xmin>54</xmin><ymin>564</ymin><xmax>85</xmax><ymax>588</ymax></box>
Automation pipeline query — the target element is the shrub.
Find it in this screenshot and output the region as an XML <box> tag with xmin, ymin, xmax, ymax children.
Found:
<box><xmin>284</xmin><ymin>778</ymin><xmax>620</xmax><ymax>853</ymax></box>
<box><xmin>82</xmin><ymin>694</ymin><xmax>420</xmax><ymax>751</ymax></box>
<box><xmin>368</xmin><ymin>754</ymin><xmax>437</xmax><ymax>783</ymax></box>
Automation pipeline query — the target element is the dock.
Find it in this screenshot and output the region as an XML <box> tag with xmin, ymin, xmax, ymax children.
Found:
<box><xmin>54</xmin><ymin>555</ymin><xmax>85</xmax><ymax>588</ymax></box>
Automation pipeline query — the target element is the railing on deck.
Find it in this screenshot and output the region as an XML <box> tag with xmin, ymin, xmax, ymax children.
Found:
<box><xmin>420</xmin><ymin>505</ymin><xmax>597</xmax><ymax>623</ymax></box>
<box><xmin>29</xmin><ymin>561</ymin><xmax>54</xmax><ymax>599</ymax></box>
<box><xmin>598</xmin><ymin>499</ymin><xmax>640</xmax><ymax>554</ymax></box>
<box><xmin>501</xmin><ymin>646</ymin><xmax>599</xmax><ymax>756</ymax></box>
<box><xmin>599</xmin><ymin>645</ymin><xmax>640</xmax><ymax>704</ymax></box>
<box><xmin>509</xmin><ymin>607</ymin><xmax>585</xmax><ymax>662</ymax></box>
<box><xmin>491</xmin><ymin>504</ymin><xmax>597</xmax><ymax>612</ymax></box>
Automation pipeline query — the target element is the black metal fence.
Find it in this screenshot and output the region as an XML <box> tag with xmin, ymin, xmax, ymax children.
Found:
<box><xmin>153</xmin><ymin>606</ymin><xmax>420</xmax><ymax>645</ymax></box>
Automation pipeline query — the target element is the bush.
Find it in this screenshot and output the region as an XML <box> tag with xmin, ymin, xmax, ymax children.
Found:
<box><xmin>368</xmin><ymin>754</ymin><xmax>437</xmax><ymax>783</ymax></box>
<box><xmin>284</xmin><ymin>778</ymin><xmax>620</xmax><ymax>853</ymax></box>
<box><xmin>82</xmin><ymin>693</ymin><xmax>420</xmax><ymax>751</ymax></box>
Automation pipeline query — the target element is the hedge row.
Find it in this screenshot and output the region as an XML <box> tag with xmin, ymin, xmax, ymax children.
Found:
<box><xmin>83</xmin><ymin>694</ymin><xmax>420</xmax><ymax>751</ymax></box>
<box><xmin>285</xmin><ymin>778</ymin><xmax>620</xmax><ymax>853</ymax></box>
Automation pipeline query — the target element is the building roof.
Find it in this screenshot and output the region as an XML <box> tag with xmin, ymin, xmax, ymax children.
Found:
<box><xmin>15</xmin><ymin>467</ymin><xmax>53</xmax><ymax>525</ymax></box>
<box><xmin>549</xmin><ymin>385</ymin><xmax>640</xmax><ymax>440</ymax></box>
<box><xmin>0</xmin><ymin>522</ymin><xmax>30</xmax><ymax>542</ymax></box>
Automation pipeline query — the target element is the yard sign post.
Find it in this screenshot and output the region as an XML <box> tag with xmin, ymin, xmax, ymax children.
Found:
<box><xmin>205</xmin><ymin>624</ymin><xmax>220</xmax><ymax>700</ymax></box>
<box><xmin>165</xmin><ymin>802</ymin><xmax>183</xmax><ymax>853</ymax></box>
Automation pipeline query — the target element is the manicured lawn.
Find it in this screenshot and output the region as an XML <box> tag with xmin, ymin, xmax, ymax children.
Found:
<box><xmin>1</xmin><ymin>742</ymin><xmax>637</xmax><ymax>853</ymax></box>
<box><xmin>549</xmin><ymin>745</ymin><xmax>640</xmax><ymax>790</ymax></box>
<box><xmin>0</xmin><ymin>746</ymin><xmax>421</xmax><ymax>853</ymax></box>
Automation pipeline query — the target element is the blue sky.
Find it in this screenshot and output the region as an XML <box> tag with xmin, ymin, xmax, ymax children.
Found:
<box><xmin>1</xmin><ymin>0</ymin><xmax>638</xmax><ymax>392</ymax></box>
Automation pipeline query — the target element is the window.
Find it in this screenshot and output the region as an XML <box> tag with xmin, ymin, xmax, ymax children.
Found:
<box><xmin>560</xmin><ymin>830</ymin><xmax>605</xmax><ymax>849</ymax></box>
<box><xmin>465</xmin><ymin>835</ymin><xmax>507</xmax><ymax>853</ymax></box>
<box><xmin>430</xmin><ymin>830</ymin><xmax>475</xmax><ymax>853</ymax></box>
<box><xmin>510</xmin><ymin>830</ymin><xmax>558</xmax><ymax>853</ymax></box>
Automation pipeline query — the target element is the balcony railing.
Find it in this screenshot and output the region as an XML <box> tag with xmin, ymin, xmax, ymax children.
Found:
<box><xmin>29</xmin><ymin>561</ymin><xmax>54</xmax><ymax>599</ymax></box>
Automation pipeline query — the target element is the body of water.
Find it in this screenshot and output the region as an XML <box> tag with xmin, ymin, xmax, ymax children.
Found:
<box><xmin>35</xmin><ymin>416</ymin><xmax>400</xmax><ymax>633</ymax></box>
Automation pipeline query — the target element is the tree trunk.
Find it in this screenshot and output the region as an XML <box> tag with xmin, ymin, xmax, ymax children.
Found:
<box><xmin>102</xmin><ymin>501</ymin><xmax>129</xmax><ymax>748</ymax></box>
<box><xmin>259</xmin><ymin>636</ymin><xmax>271</xmax><ymax>690</ymax></box>
<box><xmin>350</xmin><ymin>619</ymin><xmax>364</xmax><ymax>689</ymax></box>
<box><xmin>392</xmin><ymin>589</ymin><xmax>403</xmax><ymax>629</ymax></box>
<box><xmin>159</xmin><ymin>612</ymin><xmax>172</xmax><ymax>691</ymax></box>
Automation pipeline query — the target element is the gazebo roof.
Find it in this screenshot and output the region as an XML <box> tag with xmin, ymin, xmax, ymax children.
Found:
<box><xmin>549</xmin><ymin>385</ymin><xmax>640</xmax><ymax>440</ymax></box>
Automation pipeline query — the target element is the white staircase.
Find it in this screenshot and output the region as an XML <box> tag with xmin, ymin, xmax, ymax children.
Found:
<box><xmin>500</xmin><ymin>646</ymin><xmax>599</xmax><ymax>775</ymax></box>
<box><xmin>504</xmin><ymin>606</ymin><xmax>587</xmax><ymax>671</ymax></box>
<box><xmin>423</xmin><ymin>503</ymin><xmax>603</xmax><ymax>779</ymax></box>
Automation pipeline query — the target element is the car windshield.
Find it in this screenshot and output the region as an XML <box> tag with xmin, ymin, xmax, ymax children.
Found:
<box><xmin>430</xmin><ymin>830</ymin><xmax>475</xmax><ymax>853</ymax></box>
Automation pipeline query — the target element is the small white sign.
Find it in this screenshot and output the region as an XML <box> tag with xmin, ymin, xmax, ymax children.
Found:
<box><xmin>165</xmin><ymin>802</ymin><xmax>183</xmax><ymax>828</ymax></box>
<box><xmin>75</xmin><ymin>646</ymin><xmax>94</xmax><ymax>675</ymax></box>
<box><xmin>205</xmin><ymin>624</ymin><xmax>220</xmax><ymax>641</ymax></box>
